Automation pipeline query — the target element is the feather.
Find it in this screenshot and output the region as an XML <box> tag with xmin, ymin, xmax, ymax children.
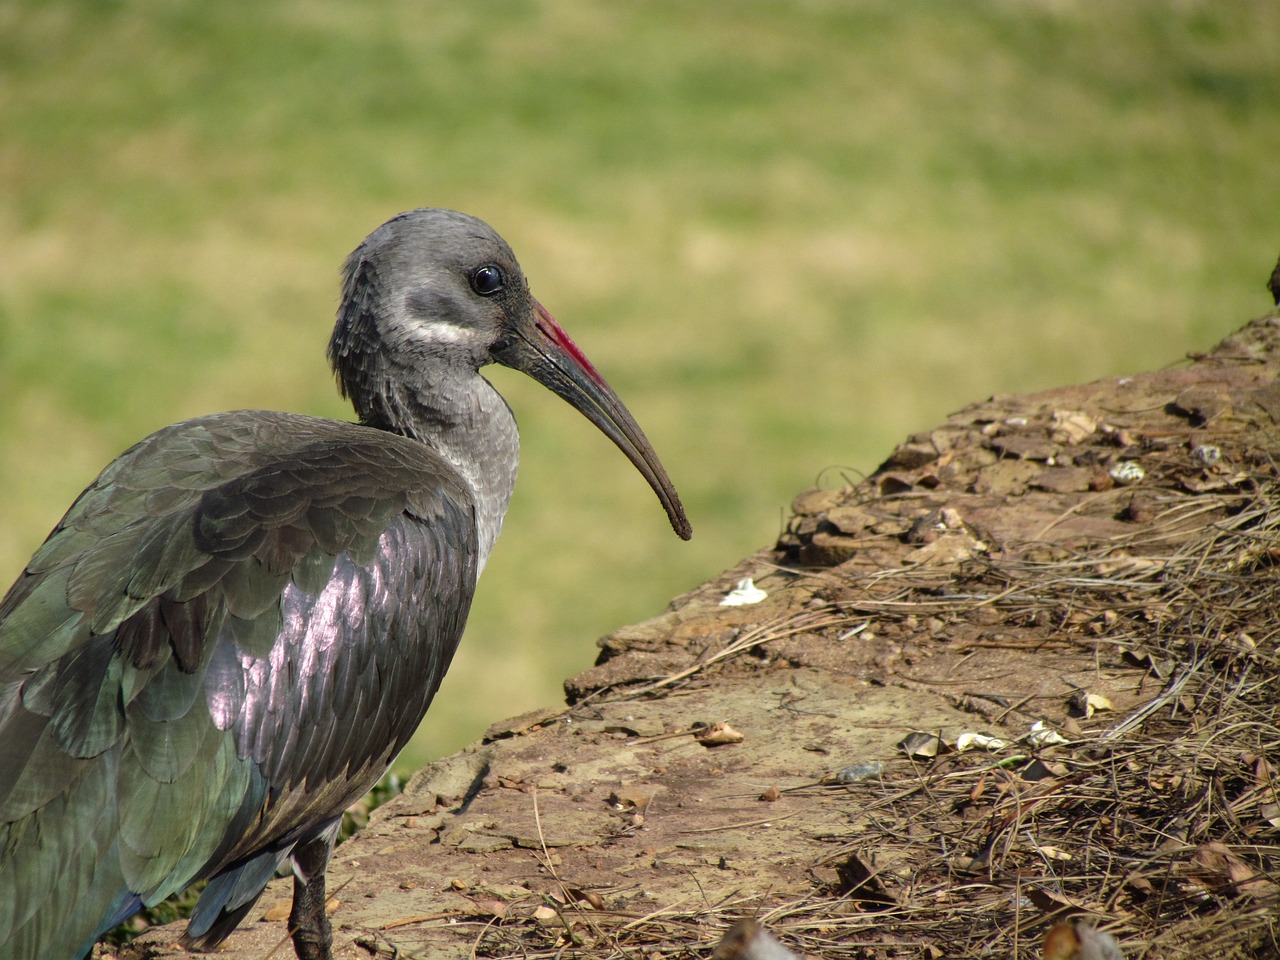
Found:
<box><xmin>0</xmin><ymin>568</ymin><xmax>84</xmax><ymax>674</ymax></box>
<box><xmin>125</xmin><ymin>698</ymin><xmax>211</xmax><ymax>783</ymax></box>
<box><xmin>219</xmin><ymin>557</ymin><xmax>290</xmax><ymax>619</ymax></box>
<box><xmin>184</xmin><ymin>844</ymin><xmax>291</xmax><ymax>945</ymax></box>
<box><xmin>291</xmin><ymin>544</ymin><xmax>336</xmax><ymax>594</ymax></box>
<box><xmin>0</xmin><ymin>716</ymin><xmax>91</xmax><ymax>821</ymax></box>
<box><xmin>45</xmin><ymin>639</ymin><xmax>124</xmax><ymax>759</ymax></box>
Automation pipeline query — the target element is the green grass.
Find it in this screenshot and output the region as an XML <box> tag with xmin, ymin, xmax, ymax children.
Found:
<box><xmin>2</xmin><ymin>0</ymin><xmax>1278</xmax><ymax>768</ymax></box>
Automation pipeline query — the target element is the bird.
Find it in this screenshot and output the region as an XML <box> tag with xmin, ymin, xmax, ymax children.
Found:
<box><xmin>0</xmin><ymin>208</ymin><xmax>691</xmax><ymax>960</ymax></box>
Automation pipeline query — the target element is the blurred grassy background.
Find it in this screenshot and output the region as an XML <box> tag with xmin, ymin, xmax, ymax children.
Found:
<box><xmin>1</xmin><ymin>0</ymin><xmax>1277</xmax><ymax>770</ymax></box>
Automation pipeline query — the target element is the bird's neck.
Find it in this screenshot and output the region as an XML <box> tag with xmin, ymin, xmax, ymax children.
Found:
<box><xmin>357</xmin><ymin>370</ymin><xmax>519</xmax><ymax>574</ymax></box>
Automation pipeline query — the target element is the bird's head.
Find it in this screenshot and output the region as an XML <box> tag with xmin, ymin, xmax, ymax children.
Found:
<box><xmin>330</xmin><ymin>208</ymin><xmax>691</xmax><ymax>540</ymax></box>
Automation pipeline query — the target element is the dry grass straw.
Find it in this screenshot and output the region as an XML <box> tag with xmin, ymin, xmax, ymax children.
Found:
<box><xmin>453</xmin><ymin>477</ymin><xmax>1279</xmax><ymax>958</ymax></box>
<box><xmin>798</xmin><ymin>481</ymin><xmax>1280</xmax><ymax>958</ymax></box>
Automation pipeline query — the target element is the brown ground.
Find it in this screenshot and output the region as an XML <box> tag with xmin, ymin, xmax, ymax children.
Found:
<box><xmin>118</xmin><ymin>309</ymin><xmax>1280</xmax><ymax>960</ymax></box>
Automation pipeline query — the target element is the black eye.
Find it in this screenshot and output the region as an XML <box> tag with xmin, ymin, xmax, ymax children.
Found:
<box><xmin>469</xmin><ymin>264</ymin><xmax>505</xmax><ymax>297</ymax></box>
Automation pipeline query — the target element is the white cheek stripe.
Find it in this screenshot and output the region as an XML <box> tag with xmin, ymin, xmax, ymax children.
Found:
<box><xmin>387</xmin><ymin>316</ymin><xmax>477</xmax><ymax>346</ymax></box>
<box><xmin>418</xmin><ymin>320</ymin><xmax>475</xmax><ymax>345</ymax></box>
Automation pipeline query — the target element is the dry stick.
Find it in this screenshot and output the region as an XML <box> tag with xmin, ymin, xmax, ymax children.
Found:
<box><xmin>615</xmin><ymin>895</ymin><xmax>704</xmax><ymax>933</ymax></box>
<box><xmin>531</xmin><ymin>786</ymin><xmax>569</xmax><ymax>901</ymax></box>
<box><xmin>625</xmin><ymin>611</ymin><xmax>847</xmax><ymax>698</ymax></box>
<box><xmin>1101</xmin><ymin>654</ymin><xmax>1208</xmax><ymax>741</ymax></box>
<box><xmin>382</xmin><ymin>910</ymin><xmax>466</xmax><ymax>930</ymax></box>
<box><xmin>528</xmin><ymin>787</ymin><xmax>615</xmax><ymax>953</ymax></box>
<box><xmin>468</xmin><ymin>915</ymin><xmax>501</xmax><ymax>960</ymax></box>
<box><xmin>990</xmin><ymin>693</ymin><xmax>1037</xmax><ymax>725</ymax></box>
<box><xmin>676</xmin><ymin>813</ymin><xmax>799</xmax><ymax>835</ymax></box>
<box><xmin>1034</xmin><ymin>488</ymin><xmax>1131</xmax><ymax>540</ymax></box>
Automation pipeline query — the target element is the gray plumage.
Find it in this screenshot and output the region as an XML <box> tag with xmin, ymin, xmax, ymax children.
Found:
<box><xmin>0</xmin><ymin>209</ymin><xmax>689</xmax><ymax>960</ymax></box>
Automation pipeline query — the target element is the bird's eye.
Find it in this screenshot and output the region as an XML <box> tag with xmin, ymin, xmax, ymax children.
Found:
<box><xmin>469</xmin><ymin>265</ymin><xmax>505</xmax><ymax>297</ymax></box>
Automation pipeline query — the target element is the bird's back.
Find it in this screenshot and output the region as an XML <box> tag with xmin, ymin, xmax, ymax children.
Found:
<box><xmin>0</xmin><ymin>410</ymin><xmax>480</xmax><ymax>958</ymax></box>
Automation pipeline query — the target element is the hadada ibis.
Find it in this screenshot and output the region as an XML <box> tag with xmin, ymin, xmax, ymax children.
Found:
<box><xmin>0</xmin><ymin>209</ymin><xmax>691</xmax><ymax>960</ymax></box>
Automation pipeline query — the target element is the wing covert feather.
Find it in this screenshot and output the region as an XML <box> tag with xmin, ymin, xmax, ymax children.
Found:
<box><xmin>0</xmin><ymin>410</ymin><xmax>480</xmax><ymax>957</ymax></box>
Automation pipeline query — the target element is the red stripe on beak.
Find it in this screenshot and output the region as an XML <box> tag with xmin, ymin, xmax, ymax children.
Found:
<box><xmin>534</xmin><ymin>299</ymin><xmax>606</xmax><ymax>389</ymax></box>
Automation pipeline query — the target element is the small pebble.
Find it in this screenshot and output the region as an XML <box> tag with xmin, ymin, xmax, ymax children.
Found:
<box><xmin>833</xmin><ymin>762</ymin><xmax>885</xmax><ymax>783</ymax></box>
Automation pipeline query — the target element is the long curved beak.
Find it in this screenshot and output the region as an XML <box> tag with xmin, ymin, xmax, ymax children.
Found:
<box><xmin>493</xmin><ymin>299</ymin><xmax>692</xmax><ymax>540</ymax></box>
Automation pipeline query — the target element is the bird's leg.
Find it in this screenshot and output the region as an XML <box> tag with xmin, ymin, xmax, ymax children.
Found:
<box><xmin>289</xmin><ymin>870</ymin><xmax>331</xmax><ymax>960</ymax></box>
<box><xmin>288</xmin><ymin>825</ymin><xmax>340</xmax><ymax>960</ymax></box>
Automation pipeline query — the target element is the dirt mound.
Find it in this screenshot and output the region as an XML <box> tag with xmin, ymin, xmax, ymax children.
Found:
<box><xmin>120</xmin><ymin>313</ymin><xmax>1280</xmax><ymax>959</ymax></box>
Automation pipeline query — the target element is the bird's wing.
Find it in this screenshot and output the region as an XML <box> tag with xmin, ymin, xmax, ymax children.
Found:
<box><xmin>0</xmin><ymin>411</ymin><xmax>478</xmax><ymax>957</ymax></box>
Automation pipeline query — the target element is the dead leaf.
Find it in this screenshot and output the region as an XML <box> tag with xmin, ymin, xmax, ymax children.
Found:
<box><xmin>550</xmin><ymin>887</ymin><xmax>605</xmax><ymax>910</ymax></box>
<box><xmin>899</xmin><ymin>731</ymin><xmax>946</xmax><ymax>759</ymax></box>
<box><xmin>1261</xmin><ymin>801</ymin><xmax>1280</xmax><ymax>829</ymax></box>
<box><xmin>1028</xmin><ymin>720</ymin><xmax>1070</xmax><ymax>747</ymax></box>
<box><xmin>956</xmin><ymin>732</ymin><xmax>1010</xmax><ymax>752</ymax></box>
<box><xmin>831</xmin><ymin>850</ymin><xmax>898</xmax><ymax>908</ymax></box>
<box><xmin>1024</xmin><ymin>885</ymin><xmax>1077</xmax><ymax>912</ymax></box>
<box><xmin>1085</xmin><ymin>693</ymin><xmax>1114</xmax><ymax>715</ymax></box>
<box><xmin>1020</xmin><ymin>758</ymin><xmax>1067</xmax><ymax>782</ymax></box>
<box><xmin>696</xmin><ymin>721</ymin><xmax>745</xmax><ymax>746</ymax></box>
<box><xmin>1049</xmin><ymin>410</ymin><xmax>1098</xmax><ymax>445</ymax></box>
<box><xmin>466</xmin><ymin>897</ymin><xmax>509</xmax><ymax>918</ymax></box>
<box><xmin>1069</xmin><ymin>690</ymin><xmax>1114</xmax><ymax>718</ymax></box>
<box><xmin>1124</xmin><ymin>873</ymin><xmax>1155</xmax><ymax>897</ymax></box>
<box><xmin>950</xmin><ymin>853</ymin><xmax>988</xmax><ymax>875</ymax></box>
<box><xmin>1189</xmin><ymin>841</ymin><xmax>1279</xmax><ymax>898</ymax></box>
